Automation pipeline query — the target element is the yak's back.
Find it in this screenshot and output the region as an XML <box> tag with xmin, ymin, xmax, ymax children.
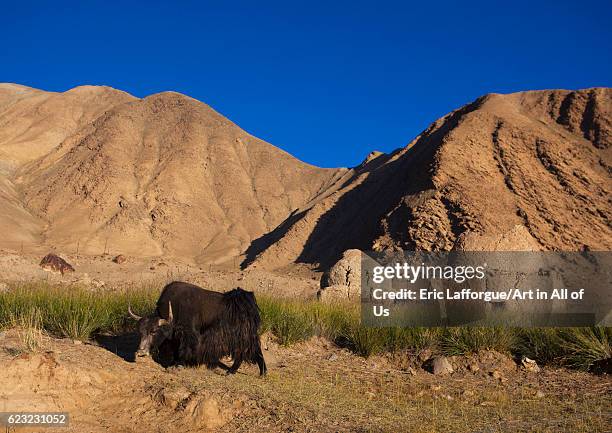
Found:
<box><xmin>157</xmin><ymin>281</ymin><xmax>224</xmax><ymax>327</ymax></box>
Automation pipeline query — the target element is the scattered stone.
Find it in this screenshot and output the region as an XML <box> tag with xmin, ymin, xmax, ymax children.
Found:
<box><xmin>39</xmin><ymin>253</ymin><xmax>75</xmax><ymax>275</ymax></box>
<box><xmin>521</xmin><ymin>356</ymin><xmax>540</xmax><ymax>373</ymax></box>
<box><xmin>490</xmin><ymin>370</ymin><xmax>504</xmax><ymax>381</ymax></box>
<box><xmin>327</xmin><ymin>353</ymin><xmax>338</xmax><ymax>362</ymax></box>
<box><xmin>468</xmin><ymin>363</ymin><xmax>480</xmax><ymax>373</ymax></box>
<box><xmin>185</xmin><ymin>396</ymin><xmax>229</xmax><ymax>429</ymax></box>
<box><xmin>418</xmin><ymin>349</ymin><xmax>432</xmax><ymax>363</ymax></box>
<box><xmin>73</xmin><ymin>340</ymin><xmax>82</xmax><ymax>345</ymax></box>
<box><xmin>156</xmin><ymin>387</ymin><xmax>191</xmax><ymax>410</ymax></box>
<box><xmin>112</xmin><ymin>254</ymin><xmax>127</xmax><ymax>264</ymax></box>
<box><xmin>74</xmin><ymin>274</ymin><xmax>105</xmax><ymax>289</ymax></box>
<box><xmin>424</xmin><ymin>356</ymin><xmax>454</xmax><ymax>375</ymax></box>
<box><xmin>535</xmin><ymin>390</ymin><xmax>545</xmax><ymax>399</ymax></box>
<box><xmin>404</xmin><ymin>366</ymin><xmax>417</xmax><ymax>376</ymax></box>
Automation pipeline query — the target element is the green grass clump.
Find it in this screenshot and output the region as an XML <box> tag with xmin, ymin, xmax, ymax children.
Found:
<box><xmin>0</xmin><ymin>281</ymin><xmax>157</xmax><ymax>340</ymax></box>
<box><xmin>441</xmin><ymin>327</ymin><xmax>516</xmax><ymax>356</ymax></box>
<box><xmin>559</xmin><ymin>327</ymin><xmax>611</xmax><ymax>371</ymax></box>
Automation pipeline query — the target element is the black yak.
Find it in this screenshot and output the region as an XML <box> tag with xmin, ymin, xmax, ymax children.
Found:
<box><xmin>128</xmin><ymin>281</ymin><xmax>266</xmax><ymax>376</ymax></box>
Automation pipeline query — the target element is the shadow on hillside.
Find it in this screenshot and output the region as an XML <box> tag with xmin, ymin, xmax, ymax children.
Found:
<box><xmin>240</xmin><ymin>100</ymin><xmax>481</xmax><ymax>271</ymax></box>
<box><xmin>240</xmin><ymin>210</ymin><xmax>305</xmax><ymax>269</ymax></box>
<box><xmin>292</xmin><ymin>101</ymin><xmax>481</xmax><ymax>270</ymax></box>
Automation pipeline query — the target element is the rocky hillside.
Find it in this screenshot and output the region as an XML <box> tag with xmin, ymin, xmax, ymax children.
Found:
<box><xmin>246</xmin><ymin>88</ymin><xmax>611</xmax><ymax>269</ymax></box>
<box><xmin>0</xmin><ymin>84</ymin><xmax>609</xmax><ymax>268</ymax></box>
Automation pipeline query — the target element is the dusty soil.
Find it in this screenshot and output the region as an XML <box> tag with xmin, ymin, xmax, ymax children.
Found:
<box><xmin>0</xmin><ymin>329</ymin><xmax>610</xmax><ymax>433</ymax></box>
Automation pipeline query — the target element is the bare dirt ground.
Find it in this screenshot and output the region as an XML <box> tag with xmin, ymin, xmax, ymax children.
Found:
<box><xmin>0</xmin><ymin>250</ymin><xmax>320</xmax><ymax>299</ymax></box>
<box><xmin>1</xmin><ymin>329</ymin><xmax>610</xmax><ymax>433</ymax></box>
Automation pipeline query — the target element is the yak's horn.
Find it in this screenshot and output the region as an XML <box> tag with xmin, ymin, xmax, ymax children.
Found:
<box><xmin>167</xmin><ymin>302</ymin><xmax>173</xmax><ymax>323</ymax></box>
<box><xmin>128</xmin><ymin>304</ymin><xmax>142</xmax><ymax>320</ymax></box>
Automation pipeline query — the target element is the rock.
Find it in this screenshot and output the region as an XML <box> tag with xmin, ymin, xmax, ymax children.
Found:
<box><xmin>317</xmin><ymin>284</ymin><xmax>354</xmax><ymax>303</ymax></box>
<box><xmin>156</xmin><ymin>387</ymin><xmax>191</xmax><ymax>410</ymax></box>
<box><xmin>74</xmin><ymin>275</ymin><xmax>105</xmax><ymax>289</ymax></box>
<box><xmin>321</xmin><ymin>249</ymin><xmax>361</xmax><ymax>288</ymax></box>
<box><xmin>327</xmin><ymin>353</ymin><xmax>338</xmax><ymax>361</ymax></box>
<box><xmin>424</xmin><ymin>356</ymin><xmax>454</xmax><ymax>375</ymax></box>
<box><xmin>490</xmin><ymin>370</ymin><xmax>504</xmax><ymax>380</ymax></box>
<box><xmin>521</xmin><ymin>356</ymin><xmax>540</xmax><ymax>373</ymax></box>
<box><xmin>453</xmin><ymin>225</ymin><xmax>541</xmax><ymax>252</ymax></box>
<box><xmin>418</xmin><ymin>349</ymin><xmax>432</xmax><ymax>363</ymax></box>
<box><xmin>39</xmin><ymin>253</ymin><xmax>75</xmax><ymax>275</ymax></box>
<box><xmin>404</xmin><ymin>366</ymin><xmax>417</xmax><ymax>376</ymax></box>
<box><xmin>468</xmin><ymin>363</ymin><xmax>480</xmax><ymax>373</ymax></box>
<box><xmin>535</xmin><ymin>390</ymin><xmax>545</xmax><ymax>399</ymax></box>
<box><xmin>185</xmin><ymin>395</ymin><xmax>229</xmax><ymax>429</ymax></box>
<box><xmin>112</xmin><ymin>254</ymin><xmax>127</xmax><ymax>264</ymax></box>
<box><xmin>319</xmin><ymin>249</ymin><xmax>363</xmax><ymax>301</ymax></box>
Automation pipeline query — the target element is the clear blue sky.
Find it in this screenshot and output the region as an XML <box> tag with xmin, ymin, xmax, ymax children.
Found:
<box><xmin>2</xmin><ymin>1</ymin><xmax>611</xmax><ymax>168</ymax></box>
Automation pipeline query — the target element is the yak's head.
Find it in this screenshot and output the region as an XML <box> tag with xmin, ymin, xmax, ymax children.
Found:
<box><xmin>128</xmin><ymin>302</ymin><xmax>174</xmax><ymax>358</ymax></box>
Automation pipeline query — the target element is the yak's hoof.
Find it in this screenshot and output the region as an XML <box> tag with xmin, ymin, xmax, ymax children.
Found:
<box><xmin>226</xmin><ymin>370</ymin><xmax>237</xmax><ymax>375</ymax></box>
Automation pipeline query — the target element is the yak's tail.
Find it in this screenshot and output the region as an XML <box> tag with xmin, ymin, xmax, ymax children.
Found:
<box><xmin>220</xmin><ymin>288</ymin><xmax>263</xmax><ymax>364</ymax></box>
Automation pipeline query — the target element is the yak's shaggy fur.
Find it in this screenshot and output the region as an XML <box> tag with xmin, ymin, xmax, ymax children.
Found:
<box><xmin>153</xmin><ymin>282</ymin><xmax>266</xmax><ymax>375</ymax></box>
<box><xmin>176</xmin><ymin>288</ymin><xmax>266</xmax><ymax>374</ymax></box>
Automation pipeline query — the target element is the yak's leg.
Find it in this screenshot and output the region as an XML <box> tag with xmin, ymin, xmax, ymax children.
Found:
<box><xmin>227</xmin><ymin>353</ymin><xmax>243</xmax><ymax>375</ymax></box>
<box><xmin>255</xmin><ymin>348</ymin><xmax>267</xmax><ymax>376</ymax></box>
<box><xmin>216</xmin><ymin>361</ymin><xmax>230</xmax><ymax>371</ymax></box>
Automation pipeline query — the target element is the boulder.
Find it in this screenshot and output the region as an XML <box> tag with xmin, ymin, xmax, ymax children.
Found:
<box><xmin>319</xmin><ymin>249</ymin><xmax>363</xmax><ymax>302</ymax></box>
<box><xmin>39</xmin><ymin>254</ymin><xmax>75</xmax><ymax>275</ymax></box>
<box><xmin>320</xmin><ymin>249</ymin><xmax>362</xmax><ymax>289</ymax></box>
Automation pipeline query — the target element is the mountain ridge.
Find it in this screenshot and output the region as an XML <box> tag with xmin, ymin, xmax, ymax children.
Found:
<box><xmin>0</xmin><ymin>84</ymin><xmax>609</xmax><ymax>268</ymax></box>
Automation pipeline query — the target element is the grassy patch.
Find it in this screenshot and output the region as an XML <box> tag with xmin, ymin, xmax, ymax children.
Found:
<box><xmin>0</xmin><ymin>282</ymin><xmax>610</xmax><ymax>370</ymax></box>
<box><xmin>0</xmin><ymin>281</ymin><xmax>158</xmax><ymax>340</ymax></box>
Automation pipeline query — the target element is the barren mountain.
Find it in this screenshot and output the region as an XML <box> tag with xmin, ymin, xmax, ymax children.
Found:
<box><xmin>0</xmin><ymin>85</ymin><xmax>344</xmax><ymax>262</ymax></box>
<box><xmin>245</xmin><ymin>88</ymin><xmax>612</xmax><ymax>269</ymax></box>
<box><xmin>0</xmin><ymin>84</ymin><xmax>609</xmax><ymax>268</ymax></box>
